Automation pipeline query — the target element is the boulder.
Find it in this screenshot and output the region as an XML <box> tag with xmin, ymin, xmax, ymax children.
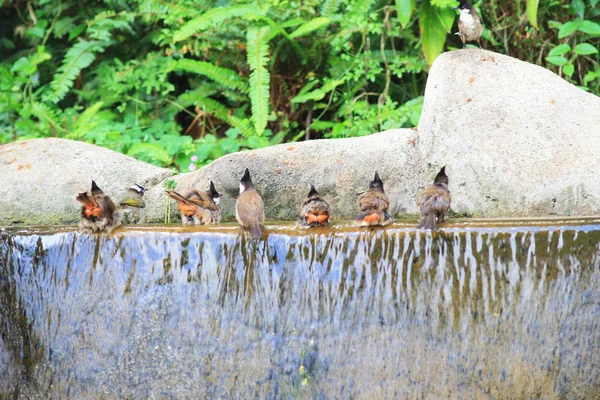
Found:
<box><xmin>0</xmin><ymin>138</ymin><xmax>173</xmax><ymax>225</ymax></box>
<box><xmin>143</xmin><ymin>129</ymin><xmax>425</xmax><ymax>222</ymax></box>
<box><xmin>418</xmin><ymin>49</ymin><xmax>600</xmax><ymax>216</ymax></box>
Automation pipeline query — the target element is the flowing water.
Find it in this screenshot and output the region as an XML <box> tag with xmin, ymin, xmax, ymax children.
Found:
<box><xmin>1</xmin><ymin>220</ymin><xmax>599</xmax><ymax>399</ymax></box>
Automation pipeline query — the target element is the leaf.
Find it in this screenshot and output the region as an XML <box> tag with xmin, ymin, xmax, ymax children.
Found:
<box><xmin>395</xmin><ymin>0</ymin><xmax>416</xmax><ymax>29</ymax></box>
<box><xmin>569</xmin><ymin>0</ymin><xmax>585</xmax><ymax>18</ymax></box>
<box><xmin>547</xmin><ymin>20</ymin><xmax>562</xmax><ymax>29</ymax></box>
<box><xmin>69</xmin><ymin>102</ymin><xmax>104</xmax><ymax>139</ymax></box>
<box><xmin>291</xmin><ymin>79</ymin><xmax>344</xmax><ymax>104</ymax></box>
<box><xmin>173</xmin><ymin>5</ymin><xmax>263</xmax><ymax>42</ymax></box>
<box><xmin>289</xmin><ymin>17</ymin><xmax>331</xmax><ymax>39</ymax></box>
<box><xmin>546</xmin><ymin>55</ymin><xmax>568</xmax><ymax>66</ymax></box>
<box><xmin>548</xmin><ymin>44</ymin><xmax>571</xmax><ymax>56</ymax></box>
<box><xmin>25</xmin><ymin>27</ymin><xmax>45</xmax><ymax>39</ymax></box>
<box><xmin>45</xmin><ymin>40</ymin><xmax>103</xmax><ymax>103</ymax></box>
<box><xmin>175</xmin><ymin>59</ymin><xmax>249</xmax><ymax>92</ymax></box>
<box><xmin>127</xmin><ymin>143</ymin><xmax>171</xmax><ymax>165</ymax></box>
<box><xmin>578</xmin><ymin>20</ymin><xmax>600</xmax><ymax>36</ymax></box>
<box><xmin>246</xmin><ymin>26</ymin><xmax>271</xmax><ymax>136</ymax></box>
<box><xmin>68</xmin><ymin>24</ymin><xmax>87</xmax><ymax>41</ymax></box>
<box><xmin>575</xmin><ymin>43</ymin><xmax>599</xmax><ymax>55</ymax></box>
<box><xmin>526</xmin><ymin>0</ymin><xmax>540</xmax><ymax>28</ymax></box>
<box><xmin>583</xmin><ymin>69</ymin><xmax>600</xmax><ymax>85</ymax></box>
<box><xmin>558</xmin><ymin>20</ymin><xmax>579</xmax><ymax>38</ymax></box>
<box><xmin>420</xmin><ymin>0</ymin><xmax>454</xmax><ymax>65</ymax></box>
<box><xmin>563</xmin><ymin>64</ymin><xmax>575</xmax><ymax>77</ymax></box>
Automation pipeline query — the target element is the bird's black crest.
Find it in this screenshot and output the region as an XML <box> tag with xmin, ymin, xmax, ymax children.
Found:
<box><xmin>209</xmin><ymin>180</ymin><xmax>222</xmax><ymax>198</ymax></box>
<box><xmin>307</xmin><ymin>184</ymin><xmax>319</xmax><ymax>197</ymax></box>
<box><xmin>434</xmin><ymin>166</ymin><xmax>449</xmax><ymax>186</ymax></box>
<box><xmin>369</xmin><ymin>171</ymin><xmax>385</xmax><ymax>191</ymax></box>
<box><xmin>241</xmin><ymin>168</ymin><xmax>254</xmax><ymax>188</ymax></box>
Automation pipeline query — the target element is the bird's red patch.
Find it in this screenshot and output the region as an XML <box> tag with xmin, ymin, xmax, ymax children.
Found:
<box><xmin>84</xmin><ymin>206</ymin><xmax>102</xmax><ymax>218</ymax></box>
<box><xmin>307</xmin><ymin>213</ymin><xmax>328</xmax><ymax>224</ymax></box>
<box><xmin>362</xmin><ymin>213</ymin><xmax>379</xmax><ymax>223</ymax></box>
<box><xmin>178</xmin><ymin>204</ymin><xmax>196</xmax><ymax>216</ymax></box>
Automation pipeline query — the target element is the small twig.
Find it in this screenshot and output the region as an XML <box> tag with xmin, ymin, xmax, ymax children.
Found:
<box><xmin>305</xmin><ymin>106</ymin><xmax>313</xmax><ymax>141</ymax></box>
<box><xmin>27</xmin><ymin>1</ymin><xmax>38</xmax><ymax>25</ymax></box>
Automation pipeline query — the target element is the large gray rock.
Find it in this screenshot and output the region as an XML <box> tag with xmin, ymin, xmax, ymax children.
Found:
<box><xmin>418</xmin><ymin>49</ymin><xmax>600</xmax><ymax>216</ymax></box>
<box><xmin>0</xmin><ymin>138</ymin><xmax>173</xmax><ymax>225</ymax></box>
<box><xmin>144</xmin><ymin>129</ymin><xmax>426</xmax><ymax>222</ymax></box>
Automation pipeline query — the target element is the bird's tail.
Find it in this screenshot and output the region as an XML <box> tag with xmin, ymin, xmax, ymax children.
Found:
<box><xmin>76</xmin><ymin>192</ymin><xmax>97</xmax><ymax>208</ymax></box>
<box><xmin>250</xmin><ymin>220</ymin><xmax>262</xmax><ymax>239</ymax></box>
<box><xmin>418</xmin><ymin>213</ymin><xmax>437</xmax><ymax>230</ymax></box>
<box><xmin>164</xmin><ymin>190</ymin><xmax>189</xmax><ymax>205</ymax></box>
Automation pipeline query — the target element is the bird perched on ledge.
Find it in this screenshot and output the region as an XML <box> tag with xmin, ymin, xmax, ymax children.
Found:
<box><xmin>298</xmin><ymin>185</ymin><xmax>330</xmax><ymax>228</ymax></box>
<box><xmin>76</xmin><ymin>180</ymin><xmax>123</xmax><ymax>234</ymax></box>
<box><xmin>164</xmin><ymin>181</ymin><xmax>222</xmax><ymax>225</ymax></box>
<box><xmin>356</xmin><ymin>171</ymin><xmax>394</xmax><ymax>227</ymax></box>
<box><xmin>416</xmin><ymin>166</ymin><xmax>451</xmax><ymax>230</ymax></box>
<box><xmin>236</xmin><ymin>168</ymin><xmax>264</xmax><ymax>239</ymax></box>
<box><xmin>454</xmin><ymin>1</ymin><xmax>483</xmax><ymax>49</ymax></box>
<box><xmin>120</xmin><ymin>183</ymin><xmax>147</xmax><ymax>224</ymax></box>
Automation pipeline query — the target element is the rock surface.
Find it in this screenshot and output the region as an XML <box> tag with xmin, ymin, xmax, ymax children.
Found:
<box><xmin>2</xmin><ymin>49</ymin><xmax>600</xmax><ymax>226</ymax></box>
<box><xmin>144</xmin><ymin>129</ymin><xmax>426</xmax><ymax>222</ymax></box>
<box><xmin>418</xmin><ymin>49</ymin><xmax>600</xmax><ymax>216</ymax></box>
<box><xmin>0</xmin><ymin>138</ymin><xmax>173</xmax><ymax>225</ymax></box>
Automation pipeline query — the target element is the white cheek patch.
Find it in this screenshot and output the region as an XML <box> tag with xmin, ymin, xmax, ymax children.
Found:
<box><xmin>460</xmin><ymin>11</ymin><xmax>474</xmax><ymax>24</ymax></box>
<box><xmin>239</xmin><ymin>183</ymin><xmax>245</xmax><ymax>194</ymax></box>
<box><xmin>214</xmin><ymin>197</ymin><xmax>221</xmax><ymax>205</ymax></box>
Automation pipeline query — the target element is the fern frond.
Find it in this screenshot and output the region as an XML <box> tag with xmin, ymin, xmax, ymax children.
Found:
<box><xmin>197</xmin><ymin>97</ymin><xmax>255</xmax><ymax>138</ymax></box>
<box><xmin>68</xmin><ymin>102</ymin><xmax>104</xmax><ymax>139</ymax></box>
<box><xmin>246</xmin><ymin>26</ymin><xmax>270</xmax><ymax>136</ymax></box>
<box><xmin>175</xmin><ymin>59</ymin><xmax>249</xmax><ymax>92</ymax></box>
<box><xmin>45</xmin><ymin>41</ymin><xmax>103</xmax><ymax>103</ymax></box>
<box><xmin>173</xmin><ymin>5</ymin><xmax>264</xmax><ymax>42</ymax></box>
<box><xmin>29</xmin><ymin>102</ymin><xmax>65</xmax><ymax>133</ymax></box>
<box><xmin>176</xmin><ymin>91</ymin><xmax>255</xmax><ymax>138</ymax></box>
<box><xmin>321</xmin><ymin>0</ymin><xmax>343</xmax><ymax>18</ymax></box>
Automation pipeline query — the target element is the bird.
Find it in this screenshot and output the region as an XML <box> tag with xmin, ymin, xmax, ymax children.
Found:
<box><xmin>235</xmin><ymin>168</ymin><xmax>264</xmax><ymax>239</ymax></box>
<box><xmin>164</xmin><ymin>181</ymin><xmax>222</xmax><ymax>225</ymax></box>
<box><xmin>76</xmin><ymin>180</ymin><xmax>123</xmax><ymax>234</ymax></box>
<box><xmin>297</xmin><ymin>184</ymin><xmax>330</xmax><ymax>228</ymax></box>
<box><xmin>416</xmin><ymin>166</ymin><xmax>451</xmax><ymax>230</ymax></box>
<box><xmin>454</xmin><ymin>2</ymin><xmax>483</xmax><ymax>49</ymax></box>
<box><xmin>119</xmin><ymin>183</ymin><xmax>147</xmax><ymax>224</ymax></box>
<box><xmin>356</xmin><ymin>171</ymin><xmax>394</xmax><ymax>226</ymax></box>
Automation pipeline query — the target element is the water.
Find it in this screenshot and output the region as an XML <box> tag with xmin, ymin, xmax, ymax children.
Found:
<box><xmin>1</xmin><ymin>221</ymin><xmax>599</xmax><ymax>398</ymax></box>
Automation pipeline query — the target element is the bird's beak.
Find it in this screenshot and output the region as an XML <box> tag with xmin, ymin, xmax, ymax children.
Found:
<box><xmin>452</xmin><ymin>6</ymin><xmax>459</xmax><ymax>10</ymax></box>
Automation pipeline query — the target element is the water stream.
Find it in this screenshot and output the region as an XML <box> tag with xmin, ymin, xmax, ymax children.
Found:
<box><xmin>1</xmin><ymin>221</ymin><xmax>599</xmax><ymax>398</ymax></box>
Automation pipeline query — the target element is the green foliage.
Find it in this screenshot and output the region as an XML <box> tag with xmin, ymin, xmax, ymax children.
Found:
<box><xmin>45</xmin><ymin>40</ymin><xmax>104</xmax><ymax>103</ymax></box>
<box><xmin>246</xmin><ymin>26</ymin><xmax>271</xmax><ymax>136</ymax></box>
<box><xmin>542</xmin><ymin>1</ymin><xmax>600</xmax><ymax>91</ymax></box>
<box><xmin>0</xmin><ymin>0</ymin><xmax>598</xmax><ymax>173</ymax></box>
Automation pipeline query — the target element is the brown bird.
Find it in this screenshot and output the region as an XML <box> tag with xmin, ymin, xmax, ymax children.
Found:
<box><xmin>164</xmin><ymin>181</ymin><xmax>222</xmax><ymax>225</ymax></box>
<box><xmin>76</xmin><ymin>180</ymin><xmax>122</xmax><ymax>234</ymax></box>
<box><xmin>235</xmin><ymin>168</ymin><xmax>264</xmax><ymax>239</ymax></box>
<box><xmin>297</xmin><ymin>185</ymin><xmax>330</xmax><ymax>228</ymax></box>
<box><xmin>416</xmin><ymin>166</ymin><xmax>451</xmax><ymax>230</ymax></box>
<box><xmin>454</xmin><ymin>2</ymin><xmax>483</xmax><ymax>49</ymax></box>
<box><xmin>120</xmin><ymin>183</ymin><xmax>147</xmax><ymax>224</ymax></box>
<box><xmin>356</xmin><ymin>171</ymin><xmax>394</xmax><ymax>226</ymax></box>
